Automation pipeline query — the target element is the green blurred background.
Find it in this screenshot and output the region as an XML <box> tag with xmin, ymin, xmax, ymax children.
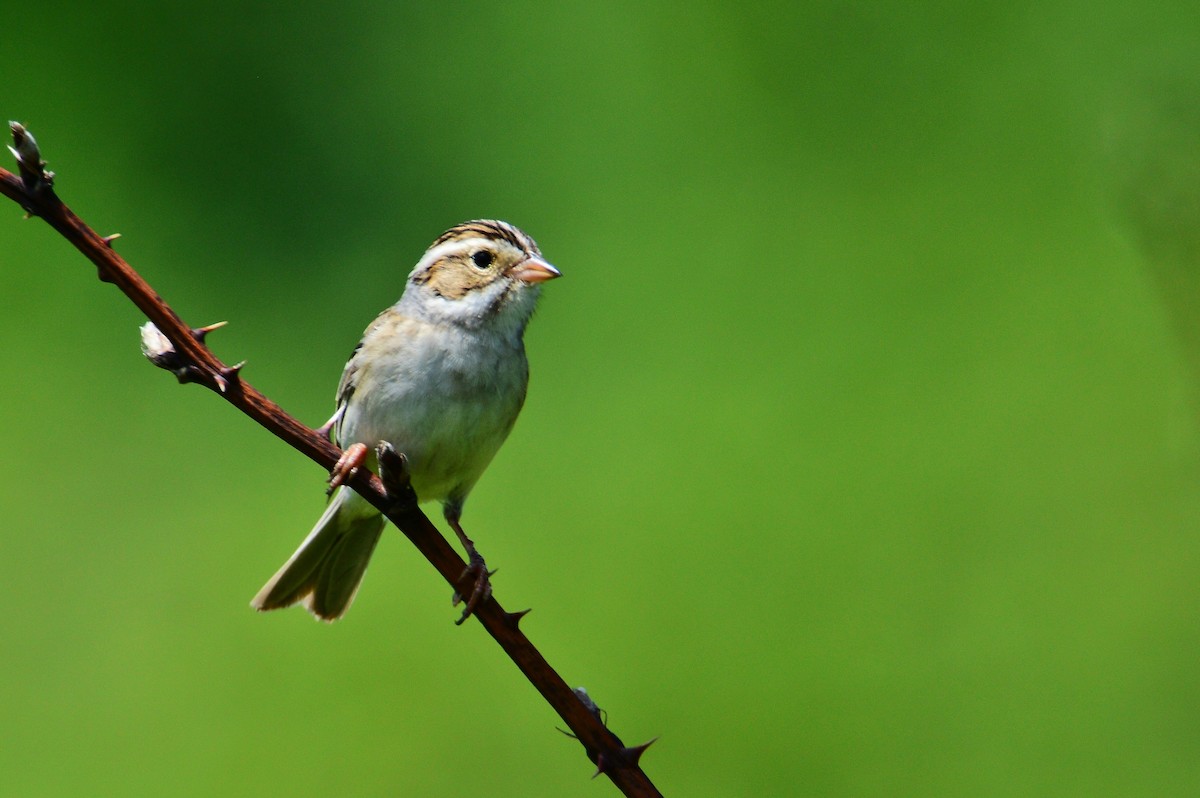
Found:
<box><xmin>3</xmin><ymin>2</ymin><xmax>1199</xmax><ymax>795</ymax></box>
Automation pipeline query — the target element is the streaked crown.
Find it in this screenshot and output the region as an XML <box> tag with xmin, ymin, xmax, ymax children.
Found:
<box><xmin>429</xmin><ymin>220</ymin><xmax>542</xmax><ymax>258</ymax></box>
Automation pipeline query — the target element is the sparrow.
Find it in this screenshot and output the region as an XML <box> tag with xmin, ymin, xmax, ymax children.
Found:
<box><xmin>251</xmin><ymin>220</ymin><xmax>560</xmax><ymax>623</ymax></box>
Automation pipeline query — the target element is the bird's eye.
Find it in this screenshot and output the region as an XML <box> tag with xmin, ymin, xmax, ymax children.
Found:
<box><xmin>471</xmin><ymin>250</ymin><xmax>494</xmax><ymax>270</ymax></box>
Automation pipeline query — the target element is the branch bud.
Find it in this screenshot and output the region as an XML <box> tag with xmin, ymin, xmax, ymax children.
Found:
<box><xmin>139</xmin><ymin>321</ymin><xmax>178</xmax><ymax>368</ymax></box>
<box><xmin>139</xmin><ymin>321</ymin><xmax>205</xmax><ymax>385</ymax></box>
<box><xmin>8</xmin><ymin>122</ymin><xmax>54</xmax><ymax>200</ymax></box>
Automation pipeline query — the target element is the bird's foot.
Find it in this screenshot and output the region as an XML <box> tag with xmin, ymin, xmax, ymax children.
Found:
<box><xmin>327</xmin><ymin>442</ymin><xmax>368</xmax><ymax>495</ymax></box>
<box><xmin>452</xmin><ymin>551</ymin><xmax>495</xmax><ymax>625</ymax></box>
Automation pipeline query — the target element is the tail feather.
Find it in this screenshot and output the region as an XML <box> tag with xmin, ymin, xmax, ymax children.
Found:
<box><xmin>252</xmin><ymin>490</ymin><xmax>386</xmax><ymax>621</ymax></box>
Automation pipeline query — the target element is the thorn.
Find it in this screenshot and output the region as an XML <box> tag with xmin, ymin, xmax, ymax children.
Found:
<box><xmin>503</xmin><ymin>608</ymin><xmax>531</xmax><ymax>629</ymax></box>
<box><xmin>102</xmin><ymin>233</ymin><xmax>121</xmax><ymax>247</ymax></box>
<box><xmin>192</xmin><ymin>320</ymin><xmax>228</xmax><ymax>343</ymax></box>
<box><xmin>589</xmin><ymin>738</ymin><xmax>658</xmax><ymax>779</ymax></box>
<box><xmin>211</xmin><ymin>362</ymin><xmax>244</xmax><ymax>393</ymax></box>
<box><xmin>555</xmin><ymin>726</ymin><xmax>579</xmax><ymax>741</ymax></box>
<box><xmin>621</xmin><ymin>738</ymin><xmax>658</xmax><ymax>767</ymax></box>
<box><xmin>218</xmin><ymin>361</ymin><xmax>245</xmax><ymax>388</ymax></box>
<box><xmin>210</xmin><ymin>363</ymin><xmax>241</xmax><ymax>393</ymax></box>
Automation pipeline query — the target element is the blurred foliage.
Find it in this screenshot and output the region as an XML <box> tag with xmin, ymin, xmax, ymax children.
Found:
<box><xmin>2</xmin><ymin>2</ymin><xmax>1199</xmax><ymax>796</ymax></box>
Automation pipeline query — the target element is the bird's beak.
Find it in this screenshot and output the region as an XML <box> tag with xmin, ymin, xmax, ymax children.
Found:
<box><xmin>510</xmin><ymin>257</ymin><xmax>562</xmax><ymax>284</ymax></box>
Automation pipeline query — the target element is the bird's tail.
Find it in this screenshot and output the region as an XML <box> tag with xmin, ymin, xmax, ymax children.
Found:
<box><xmin>251</xmin><ymin>488</ymin><xmax>386</xmax><ymax>621</ymax></box>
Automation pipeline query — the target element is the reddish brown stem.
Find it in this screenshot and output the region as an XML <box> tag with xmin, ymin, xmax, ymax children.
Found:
<box><xmin>1</xmin><ymin>123</ymin><xmax>660</xmax><ymax>797</ymax></box>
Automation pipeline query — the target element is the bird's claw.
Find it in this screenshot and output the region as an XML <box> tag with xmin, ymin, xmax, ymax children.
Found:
<box><xmin>327</xmin><ymin>442</ymin><xmax>368</xmax><ymax>495</ymax></box>
<box><xmin>452</xmin><ymin>554</ymin><xmax>495</xmax><ymax>625</ymax></box>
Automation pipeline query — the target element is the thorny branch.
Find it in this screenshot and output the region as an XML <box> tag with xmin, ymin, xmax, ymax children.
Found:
<box><xmin>1</xmin><ymin>122</ymin><xmax>660</xmax><ymax>797</ymax></box>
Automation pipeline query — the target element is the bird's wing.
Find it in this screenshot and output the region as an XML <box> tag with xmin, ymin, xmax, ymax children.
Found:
<box><xmin>329</xmin><ymin>305</ymin><xmax>404</xmax><ymax>444</ymax></box>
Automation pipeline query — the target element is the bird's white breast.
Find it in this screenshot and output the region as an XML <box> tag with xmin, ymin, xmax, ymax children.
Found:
<box><xmin>340</xmin><ymin>312</ymin><xmax>529</xmax><ymax>505</ymax></box>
